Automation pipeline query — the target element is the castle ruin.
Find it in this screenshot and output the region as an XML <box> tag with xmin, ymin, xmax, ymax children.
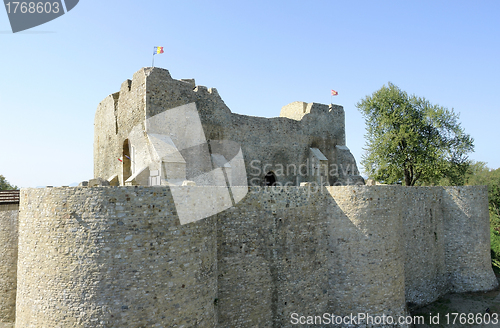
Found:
<box><xmin>0</xmin><ymin>67</ymin><xmax>497</xmax><ymax>327</ymax></box>
<box><xmin>93</xmin><ymin>68</ymin><xmax>363</xmax><ymax>189</ymax></box>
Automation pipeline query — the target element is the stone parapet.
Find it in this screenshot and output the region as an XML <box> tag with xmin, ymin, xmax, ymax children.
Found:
<box><xmin>8</xmin><ymin>185</ymin><xmax>497</xmax><ymax>327</ymax></box>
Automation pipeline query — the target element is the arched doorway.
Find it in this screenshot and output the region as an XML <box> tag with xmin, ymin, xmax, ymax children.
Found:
<box><xmin>123</xmin><ymin>139</ymin><xmax>132</xmax><ymax>183</ymax></box>
<box><xmin>264</xmin><ymin>171</ymin><xmax>277</xmax><ymax>186</ymax></box>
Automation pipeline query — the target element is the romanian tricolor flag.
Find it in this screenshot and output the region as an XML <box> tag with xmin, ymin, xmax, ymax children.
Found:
<box><xmin>154</xmin><ymin>46</ymin><xmax>164</xmax><ymax>55</ymax></box>
<box><xmin>331</xmin><ymin>90</ymin><xmax>338</xmax><ymax>96</ymax></box>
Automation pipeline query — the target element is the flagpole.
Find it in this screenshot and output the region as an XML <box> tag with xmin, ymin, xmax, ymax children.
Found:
<box><xmin>152</xmin><ymin>47</ymin><xmax>164</xmax><ymax>68</ymax></box>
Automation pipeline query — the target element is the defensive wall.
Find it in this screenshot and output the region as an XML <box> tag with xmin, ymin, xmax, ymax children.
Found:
<box><xmin>0</xmin><ymin>204</ymin><xmax>18</xmax><ymax>327</ymax></box>
<box><xmin>1</xmin><ymin>185</ymin><xmax>494</xmax><ymax>327</ymax></box>
<box><xmin>1</xmin><ymin>67</ymin><xmax>497</xmax><ymax>327</ymax></box>
<box><xmin>94</xmin><ymin>68</ymin><xmax>361</xmax><ymax>188</ymax></box>
<box><xmin>0</xmin><ymin>191</ymin><xmax>19</xmax><ymax>327</ymax></box>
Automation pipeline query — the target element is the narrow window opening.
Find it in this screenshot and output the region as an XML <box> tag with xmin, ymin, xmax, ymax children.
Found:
<box><xmin>123</xmin><ymin>139</ymin><xmax>132</xmax><ymax>183</ymax></box>
<box><xmin>265</xmin><ymin>171</ymin><xmax>277</xmax><ymax>186</ymax></box>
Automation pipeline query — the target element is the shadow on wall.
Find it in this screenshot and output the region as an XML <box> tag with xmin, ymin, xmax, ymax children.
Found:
<box><xmin>11</xmin><ymin>185</ymin><xmax>498</xmax><ymax>327</ymax></box>
<box><xmin>402</xmin><ymin>187</ymin><xmax>447</xmax><ymax>307</ymax></box>
<box><xmin>442</xmin><ymin>187</ymin><xmax>498</xmax><ymax>293</ymax></box>
<box><xmin>216</xmin><ymin>186</ymin><xmax>408</xmax><ymax>327</ymax></box>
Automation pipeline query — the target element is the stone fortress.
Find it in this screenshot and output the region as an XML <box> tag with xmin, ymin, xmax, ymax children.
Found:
<box><xmin>0</xmin><ymin>67</ymin><xmax>497</xmax><ymax>327</ymax></box>
<box><xmin>93</xmin><ymin>67</ymin><xmax>363</xmax><ymax>189</ymax></box>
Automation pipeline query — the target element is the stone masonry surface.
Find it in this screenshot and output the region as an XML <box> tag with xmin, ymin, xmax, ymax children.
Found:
<box><xmin>4</xmin><ymin>185</ymin><xmax>496</xmax><ymax>327</ymax></box>
<box><xmin>0</xmin><ymin>204</ymin><xmax>18</xmax><ymax>325</ymax></box>
<box><xmin>16</xmin><ymin>187</ymin><xmax>216</xmax><ymax>327</ymax></box>
<box><xmin>0</xmin><ymin>67</ymin><xmax>496</xmax><ymax>327</ymax></box>
<box><xmin>93</xmin><ymin>68</ymin><xmax>362</xmax><ymax>188</ymax></box>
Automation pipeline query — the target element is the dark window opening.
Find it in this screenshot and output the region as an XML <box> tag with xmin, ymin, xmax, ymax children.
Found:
<box><xmin>123</xmin><ymin>139</ymin><xmax>132</xmax><ymax>183</ymax></box>
<box><xmin>265</xmin><ymin>171</ymin><xmax>277</xmax><ymax>186</ymax></box>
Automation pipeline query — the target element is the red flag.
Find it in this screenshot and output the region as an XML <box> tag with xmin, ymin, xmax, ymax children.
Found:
<box><xmin>331</xmin><ymin>90</ymin><xmax>338</xmax><ymax>96</ymax></box>
<box><xmin>117</xmin><ymin>158</ymin><xmax>123</xmax><ymax>162</ymax></box>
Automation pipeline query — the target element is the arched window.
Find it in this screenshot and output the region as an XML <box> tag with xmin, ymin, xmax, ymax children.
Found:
<box><xmin>123</xmin><ymin>139</ymin><xmax>132</xmax><ymax>183</ymax></box>
<box><xmin>264</xmin><ymin>171</ymin><xmax>277</xmax><ymax>186</ymax></box>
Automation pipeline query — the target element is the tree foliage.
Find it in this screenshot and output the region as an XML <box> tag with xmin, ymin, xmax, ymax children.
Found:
<box><xmin>357</xmin><ymin>83</ymin><xmax>474</xmax><ymax>186</ymax></box>
<box><xmin>489</xmin><ymin>169</ymin><xmax>500</xmax><ymax>217</ymax></box>
<box><xmin>466</xmin><ymin>163</ymin><xmax>500</xmax><ymax>216</ymax></box>
<box><xmin>0</xmin><ymin>175</ymin><xmax>17</xmax><ymax>190</ymax></box>
<box><xmin>466</xmin><ymin>163</ymin><xmax>500</xmax><ymax>270</ymax></box>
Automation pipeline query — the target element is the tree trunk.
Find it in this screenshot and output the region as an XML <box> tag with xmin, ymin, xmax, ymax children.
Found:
<box><xmin>404</xmin><ymin>168</ymin><xmax>412</xmax><ymax>186</ymax></box>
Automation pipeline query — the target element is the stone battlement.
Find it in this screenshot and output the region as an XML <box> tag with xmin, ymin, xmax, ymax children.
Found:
<box><xmin>94</xmin><ymin>68</ymin><xmax>357</xmax><ymax>188</ymax></box>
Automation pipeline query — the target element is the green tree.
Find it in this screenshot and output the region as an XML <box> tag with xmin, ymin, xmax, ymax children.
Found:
<box><xmin>466</xmin><ymin>164</ymin><xmax>500</xmax><ymax>270</ymax></box>
<box><xmin>357</xmin><ymin>83</ymin><xmax>474</xmax><ymax>186</ymax></box>
<box><xmin>0</xmin><ymin>175</ymin><xmax>18</xmax><ymax>190</ymax></box>
<box><xmin>463</xmin><ymin>162</ymin><xmax>500</xmax><ymax>213</ymax></box>
<box><xmin>486</xmin><ymin>168</ymin><xmax>500</xmax><ymax>217</ymax></box>
<box><xmin>464</xmin><ymin>161</ymin><xmax>490</xmax><ymax>185</ymax></box>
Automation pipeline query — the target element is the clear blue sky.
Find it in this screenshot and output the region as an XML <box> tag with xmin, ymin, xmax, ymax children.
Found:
<box><xmin>1</xmin><ymin>0</ymin><xmax>499</xmax><ymax>188</ymax></box>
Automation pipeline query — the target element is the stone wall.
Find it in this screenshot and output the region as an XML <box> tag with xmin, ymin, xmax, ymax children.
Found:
<box><xmin>12</xmin><ymin>185</ymin><xmax>497</xmax><ymax>327</ymax></box>
<box><xmin>401</xmin><ymin>186</ymin><xmax>498</xmax><ymax>307</ymax></box>
<box><xmin>443</xmin><ymin>187</ymin><xmax>497</xmax><ymax>293</ymax></box>
<box><xmin>94</xmin><ymin>68</ymin><xmax>359</xmax><ymax>187</ymax></box>
<box><xmin>325</xmin><ymin>187</ymin><xmax>407</xmax><ymax>320</ymax></box>
<box><xmin>215</xmin><ymin>186</ymin><xmax>409</xmax><ymax>327</ymax></box>
<box><xmin>0</xmin><ymin>204</ymin><xmax>18</xmax><ymax>324</ymax></box>
<box><xmin>16</xmin><ymin>187</ymin><xmax>217</xmax><ymax>327</ymax></box>
<box><xmin>216</xmin><ymin>187</ymin><xmax>333</xmax><ymax>327</ymax></box>
<box><xmin>402</xmin><ymin>187</ymin><xmax>447</xmax><ymax>306</ymax></box>
<box><xmin>93</xmin><ymin>93</ymin><xmax>118</xmax><ymax>184</ymax></box>
<box><xmin>94</xmin><ymin>69</ymin><xmax>149</xmax><ymax>186</ymax></box>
